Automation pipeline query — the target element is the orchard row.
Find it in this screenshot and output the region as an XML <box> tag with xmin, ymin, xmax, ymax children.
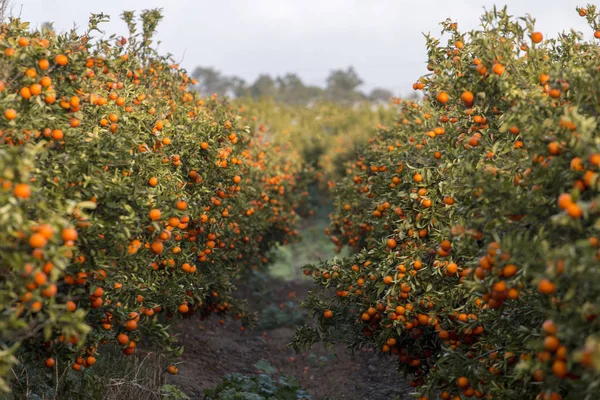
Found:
<box><xmin>0</xmin><ymin>11</ymin><xmax>309</xmax><ymax>394</ymax></box>
<box><xmin>298</xmin><ymin>5</ymin><xmax>600</xmax><ymax>400</ymax></box>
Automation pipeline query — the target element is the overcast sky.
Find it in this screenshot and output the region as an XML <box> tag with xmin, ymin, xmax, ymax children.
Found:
<box><xmin>10</xmin><ymin>0</ymin><xmax>586</xmax><ymax>96</ymax></box>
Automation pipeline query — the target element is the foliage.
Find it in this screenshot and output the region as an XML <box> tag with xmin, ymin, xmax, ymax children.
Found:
<box><xmin>236</xmin><ymin>98</ymin><xmax>397</xmax><ymax>182</ymax></box>
<box><xmin>0</xmin><ymin>9</ymin><xmax>307</xmax><ymax>395</ymax></box>
<box><xmin>204</xmin><ymin>361</ymin><xmax>311</xmax><ymax>400</ymax></box>
<box><xmin>298</xmin><ymin>5</ymin><xmax>600</xmax><ymax>400</ymax></box>
<box><xmin>257</xmin><ymin>302</ymin><xmax>306</xmax><ymax>331</ymax></box>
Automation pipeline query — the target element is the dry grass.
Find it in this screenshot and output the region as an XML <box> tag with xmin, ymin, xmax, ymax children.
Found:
<box><xmin>92</xmin><ymin>350</ymin><xmax>166</xmax><ymax>400</ymax></box>
<box><xmin>6</xmin><ymin>346</ymin><xmax>173</xmax><ymax>400</ymax></box>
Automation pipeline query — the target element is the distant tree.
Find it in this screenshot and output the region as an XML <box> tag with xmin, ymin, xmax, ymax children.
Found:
<box><xmin>191</xmin><ymin>67</ymin><xmax>231</xmax><ymax>96</ymax></box>
<box><xmin>188</xmin><ymin>64</ymin><xmax>392</xmax><ymax>104</ymax></box>
<box><xmin>368</xmin><ymin>87</ymin><xmax>393</xmax><ymax>103</ymax></box>
<box><xmin>275</xmin><ymin>73</ymin><xmax>323</xmax><ymax>104</ymax></box>
<box><xmin>250</xmin><ymin>74</ymin><xmax>277</xmax><ymax>98</ymax></box>
<box><xmin>304</xmin><ymin>85</ymin><xmax>325</xmax><ymax>102</ymax></box>
<box><xmin>229</xmin><ymin>76</ymin><xmax>249</xmax><ymax>98</ymax></box>
<box><xmin>406</xmin><ymin>91</ymin><xmax>421</xmax><ymax>101</ymax></box>
<box><xmin>325</xmin><ymin>66</ymin><xmax>365</xmax><ymax>104</ymax></box>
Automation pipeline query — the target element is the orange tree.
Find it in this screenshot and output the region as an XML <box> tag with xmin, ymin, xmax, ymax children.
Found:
<box><xmin>297</xmin><ymin>5</ymin><xmax>600</xmax><ymax>400</ymax></box>
<box><xmin>0</xmin><ymin>10</ymin><xmax>306</xmax><ymax>394</ymax></box>
<box><xmin>235</xmin><ymin>98</ymin><xmax>397</xmax><ymax>183</ymax></box>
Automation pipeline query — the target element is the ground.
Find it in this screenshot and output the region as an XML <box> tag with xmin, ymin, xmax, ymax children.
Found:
<box><xmin>167</xmin><ymin>207</ymin><xmax>413</xmax><ymax>400</ymax></box>
<box><xmin>169</xmin><ymin>280</ymin><xmax>412</xmax><ymax>400</ymax></box>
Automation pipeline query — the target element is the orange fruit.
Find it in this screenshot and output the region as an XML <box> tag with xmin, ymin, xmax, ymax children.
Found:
<box><xmin>457</xmin><ymin>377</ymin><xmax>469</xmax><ymax>388</ymax></box>
<box><xmin>460</xmin><ymin>91</ymin><xmax>474</xmax><ymax>106</ymax></box>
<box><xmin>436</xmin><ymin>91</ymin><xmax>449</xmax><ymax>103</ymax></box>
<box><xmin>125</xmin><ymin>319</ymin><xmax>138</xmax><ymax>331</ymax></box>
<box><xmin>55</xmin><ymin>54</ymin><xmax>68</xmax><ymax>66</ymax></box>
<box><xmin>29</xmin><ymin>233</ymin><xmax>47</xmax><ymax>248</ymax></box>
<box><xmin>149</xmin><ymin>209</ymin><xmax>161</xmax><ymax>220</ymax></box>
<box><xmin>38</xmin><ymin>59</ymin><xmax>50</xmax><ymax>70</ymax></box>
<box><xmin>66</xmin><ymin>301</ymin><xmax>77</xmax><ymax>312</ymax></box>
<box><xmin>51</xmin><ymin>129</ymin><xmax>64</xmax><ymax>140</ymax></box>
<box><xmin>538</xmin><ymin>279</ymin><xmax>556</xmax><ymax>294</ymax></box>
<box><xmin>531</xmin><ymin>32</ymin><xmax>543</xmax><ymax>43</ymax></box>
<box><xmin>4</xmin><ymin>109</ymin><xmax>17</xmax><ymax>120</ymax></box>
<box><xmin>117</xmin><ymin>333</ymin><xmax>129</xmax><ymax>345</ymax></box>
<box><xmin>167</xmin><ymin>365</ymin><xmax>178</xmax><ymax>375</ymax></box>
<box><xmin>61</xmin><ymin>227</ymin><xmax>78</xmax><ymax>242</ymax></box>
<box><xmin>13</xmin><ymin>183</ymin><xmax>31</xmax><ymax>199</ymax></box>
<box><xmin>492</xmin><ymin>63</ymin><xmax>505</xmax><ymax>75</ymax></box>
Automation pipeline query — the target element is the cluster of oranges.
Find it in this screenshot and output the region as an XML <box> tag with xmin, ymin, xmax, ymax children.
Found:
<box><xmin>0</xmin><ymin>10</ymin><xmax>306</xmax><ymax>394</ymax></box>
<box><xmin>299</xmin><ymin>5</ymin><xmax>600</xmax><ymax>400</ymax></box>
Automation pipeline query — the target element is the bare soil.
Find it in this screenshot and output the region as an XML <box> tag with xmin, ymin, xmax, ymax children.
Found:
<box><xmin>168</xmin><ymin>279</ymin><xmax>413</xmax><ymax>400</ymax></box>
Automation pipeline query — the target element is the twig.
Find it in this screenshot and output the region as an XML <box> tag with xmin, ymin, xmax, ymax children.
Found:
<box><xmin>474</xmin><ymin>346</ymin><xmax>504</xmax><ymax>361</ymax></box>
<box><xmin>54</xmin><ymin>358</ymin><xmax>59</xmax><ymax>400</ymax></box>
<box><xmin>0</xmin><ymin>0</ymin><xmax>9</xmax><ymax>21</ymax></box>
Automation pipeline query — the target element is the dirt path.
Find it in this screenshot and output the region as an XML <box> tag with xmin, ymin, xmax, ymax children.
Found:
<box><xmin>168</xmin><ymin>279</ymin><xmax>413</xmax><ymax>400</ymax></box>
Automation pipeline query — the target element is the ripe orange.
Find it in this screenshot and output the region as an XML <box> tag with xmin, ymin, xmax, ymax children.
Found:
<box><xmin>20</xmin><ymin>87</ymin><xmax>32</xmax><ymax>99</ymax></box>
<box><xmin>151</xmin><ymin>241</ymin><xmax>163</xmax><ymax>254</ymax></box>
<box><xmin>4</xmin><ymin>109</ymin><xmax>17</xmax><ymax>120</ymax></box>
<box><xmin>456</xmin><ymin>377</ymin><xmax>469</xmax><ymax>388</ymax></box>
<box><xmin>167</xmin><ymin>365</ymin><xmax>179</xmax><ymax>375</ymax></box>
<box><xmin>117</xmin><ymin>333</ymin><xmax>129</xmax><ymax>345</ymax></box>
<box><xmin>531</xmin><ymin>32</ymin><xmax>543</xmax><ymax>43</ymax></box>
<box><xmin>55</xmin><ymin>54</ymin><xmax>68</xmax><ymax>66</ymax></box>
<box><xmin>30</xmin><ymin>83</ymin><xmax>42</xmax><ymax>95</ymax></box>
<box><xmin>178</xmin><ymin>304</ymin><xmax>189</xmax><ymax>313</ymax></box>
<box><xmin>38</xmin><ymin>59</ymin><xmax>50</xmax><ymax>70</ymax></box>
<box><xmin>125</xmin><ymin>320</ymin><xmax>138</xmax><ymax>331</ymax></box>
<box><xmin>557</xmin><ymin>193</ymin><xmax>572</xmax><ymax>209</ymax></box>
<box><xmin>566</xmin><ymin>203</ymin><xmax>582</xmax><ymax>218</ymax></box>
<box><xmin>51</xmin><ymin>129</ymin><xmax>64</xmax><ymax>140</ymax></box>
<box><xmin>492</xmin><ymin>63</ymin><xmax>505</xmax><ymax>75</ymax></box>
<box><xmin>29</xmin><ymin>233</ymin><xmax>47</xmax><ymax>248</ymax></box>
<box><xmin>538</xmin><ymin>279</ymin><xmax>555</xmax><ymax>294</ymax></box>
<box><xmin>436</xmin><ymin>91</ymin><xmax>449</xmax><ymax>103</ymax></box>
<box><xmin>446</xmin><ymin>263</ymin><xmax>458</xmax><ymax>274</ymax></box>
<box><xmin>149</xmin><ymin>209</ymin><xmax>161</xmax><ymax>220</ymax></box>
<box><xmin>13</xmin><ymin>183</ymin><xmax>31</xmax><ymax>199</ymax></box>
<box><xmin>66</xmin><ymin>301</ymin><xmax>77</xmax><ymax>312</ymax></box>
<box><xmin>552</xmin><ymin>360</ymin><xmax>567</xmax><ymax>378</ymax></box>
<box><xmin>61</xmin><ymin>227</ymin><xmax>78</xmax><ymax>242</ymax></box>
<box><xmin>460</xmin><ymin>91</ymin><xmax>474</xmax><ymax>106</ymax></box>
